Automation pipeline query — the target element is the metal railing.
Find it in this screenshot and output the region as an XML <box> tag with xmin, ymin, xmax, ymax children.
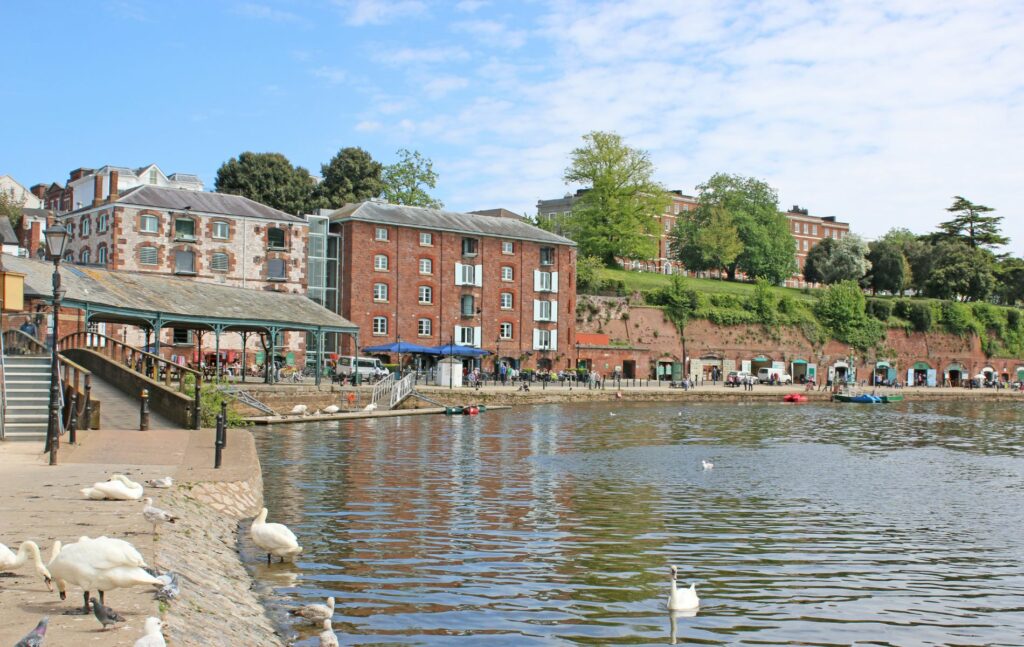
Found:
<box><xmin>61</xmin><ymin>331</ymin><xmax>203</xmax><ymax>429</ymax></box>
<box><xmin>390</xmin><ymin>372</ymin><xmax>415</xmax><ymax>408</ymax></box>
<box><xmin>371</xmin><ymin>373</ymin><xmax>396</xmax><ymax>409</ymax></box>
<box><xmin>2</xmin><ymin>328</ymin><xmax>48</xmax><ymax>355</ymax></box>
<box><xmin>0</xmin><ymin>327</ymin><xmax>6</xmax><ymax>441</ymax></box>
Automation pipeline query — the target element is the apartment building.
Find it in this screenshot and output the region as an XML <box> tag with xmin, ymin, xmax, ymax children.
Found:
<box><xmin>32</xmin><ymin>164</ymin><xmax>203</xmax><ymax>214</ymax></box>
<box><xmin>784</xmin><ymin>205</ymin><xmax>851</xmax><ymax>287</ymax></box>
<box><xmin>328</xmin><ymin>201</ymin><xmax>577</xmax><ymax>371</ymax></box>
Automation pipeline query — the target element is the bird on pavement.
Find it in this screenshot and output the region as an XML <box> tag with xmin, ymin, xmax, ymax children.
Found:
<box><xmin>323</xmin><ymin>404</ymin><xmax>340</xmax><ymax>414</ymax></box>
<box><xmin>142</xmin><ymin>497</ymin><xmax>179</xmax><ymax>534</ymax></box>
<box><xmin>144</xmin><ymin>477</ymin><xmax>173</xmax><ymax>488</ymax></box>
<box><xmin>289</xmin><ymin>596</ymin><xmax>335</xmax><ymax>624</ymax></box>
<box><xmin>14</xmin><ymin>617</ymin><xmax>48</xmax><ymax>647</ymax></box>
<box><xmin>47</xmin><ymin>535</ymin><xmax>162</xmax><ymax>614</ymax></box>
<box><xmin>288</xmin><ymin>404</ymin><xmax>309</xmax><ymax>416</ymax></box>
<box><xmin>0</xmin><ymin>540</ymin><xmax>52</xmax><ymax>586</ymax></box>
<box><xmin>81</xmin><ymin>474</ymin><xmax>144</xmax><ymax>500</ymax></box>
<box><xmin>250</xmin><ymin>507</ymin><xmax>302</xmax><ymax>564</ymax></box>
<box><xmin>133</xmin><ymin>617</ymin><xmax>167</xmax><ymax>647</ymax></box>
<box><xmin>319</xmin><ymin>619</ymin><xmax>339</xmax><ymax>647</ymax></box>
<box><xmin>90</xmin><ymin>596</ymin><xmax>126</xmax><ymax>630</ymax></box>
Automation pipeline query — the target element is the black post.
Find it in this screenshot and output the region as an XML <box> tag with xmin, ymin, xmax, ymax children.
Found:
<box><xmin>193</xmin><ymin>375</ymin><xmax>202</xmax><ymax>430</ymax></box>
<box><xmin>214</xmin><ymin>412</ymin><xmax>224</xmax><ymax>469</ymax></box>
<box><xmin>220</xmin><ymin>400</ymin><xmax>228</xmax><ymax>448</ymax></box>
<box><xmin>46</xmin><ymin>258</ymin><xmax>63</xmax><ymax>465</ymax></box>
<box><xmin>67</xmin><ymin>391</ymin><xmax>78</xmax><ymax>444</ymax></box>
<box><xmin>83</xmin><ymin>375</ymin><xmax>93</xmax><ymax>430</ymax></box>
<box><xmin>139</xmin><ymin>389</ymin><xmax>150</xmax><ymax>431</ymax></box>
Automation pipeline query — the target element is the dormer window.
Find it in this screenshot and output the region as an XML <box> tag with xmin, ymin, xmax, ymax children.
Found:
<box><xmin>268</xmin><ymin>227</ymin><xmax>286</xmax><ymax>250</ymax></box>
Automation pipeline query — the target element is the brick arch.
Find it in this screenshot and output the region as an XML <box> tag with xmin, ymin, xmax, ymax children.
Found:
<box><xmin>78</xmin><ymin>245</ymin><xmax>92</xmax><ymax>264</ymax></box>
<box><xmin>209</xmin><ymin>247</ymin><xmax>234</xmax><ymax>272</ymax></box>
<box><xmin>371</xmin><ymin>278</ymin><xmax>392</xmax><ymax>302</ymax></box>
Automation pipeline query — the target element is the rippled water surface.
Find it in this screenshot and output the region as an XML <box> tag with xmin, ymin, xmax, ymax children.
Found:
<box><xmin>248</xmin><ymin>401</ymin><xmax>1024</xmax><ymax>645</ymax></box>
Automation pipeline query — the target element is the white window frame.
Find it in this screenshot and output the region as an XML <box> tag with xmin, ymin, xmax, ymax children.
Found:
<box><xmin>81</xmin><ymin>218</ymin><xmax>91</xmax><ymax>236</ymax></box>
<box><xmin>534</xmin><ymin>299</ymin><xmax>558</xmax><ymax>322</ymax></box>
<box><xmin>373</xmin><ymin>283</ymin><xmax>388</xmax><ymax>302</ymax></box>
<box><xmin>532</xmin><ymin>328</ymin><xmax>556</xmax><ymax>350</ymax></box>
<box><xmin>418</xmin><ymin>318</ymin><xmax>432</xmax><ymax>336</ymax></box>
<box><xmin>418</xmin><ymin>285</ymin><xmax>432</xmax><ymax>304</ymax></box>
<box><xmin>97</xmin><ymin>213</ymin><xmax>108</xmax><ymax>232</ymax></box>
<box><xmin>213</xmin><ymin>221</ymin><xmax>230</xmax><ymax>240</ymax></box>
<box><xmin>374</xmin><ymin>254</ymin><xmax>388</xmax><ymax>271</ymax></box>
<box><xmin>419</xmin><ymin>258</ymin><xmax>432</xmax><ymax>275</ymax></box>
<box><xmin>534</xmin><ymin>270</ymin><xmax>558</xmax><ymax>293</ymax></box>
<box><xmin>501</xmin><ymin>241</ymin><xmax>514</xmax><ymax>254</ymax></box>
<box><xmin>499</xmin><ymin>322</ymin><xmax>512</xmax><ymax>339</ymax></box>
<box><xmin>454</xmin><ymin>325</ymin><xmax>482</xmax><ymax>347</ymax></box>
<box><xmin>372</xmin><ymin>316</ymin><xmax>387</xmax><ymax>335</ymax></box>
<box><xmin>97</xmin><ymin>246</ymin><xmax>108</xmax><ymax>265</ymax></box>
<box><xmin>419</xmin><ymin>232</ymin><xmax>432</xmax><ymax>246</ymax></box>
<box><xmin>500</xmin><ymin>292</ymin><xmax>513</xmax><ymax>309</ymax></box>
<box><xmin>140</xmin><ymin>215</ymin><xmax>158</xmax><ymax>233</ymax></box>
<box><xmin>501</xmin><ymin>266</ymin><xmax>513</xmax><ymax>281</ymax></box>
<box><xmin>455</xmin><ymin>263</ymin><xmax>483</xmax><ymax>287</ymax></box>
<box><xmin>375</xmin><ymin>226</ymin><xmax>388</xmax><ymax>241</ymax></box>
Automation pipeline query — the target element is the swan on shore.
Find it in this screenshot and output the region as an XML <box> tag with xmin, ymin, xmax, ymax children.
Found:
<box><xmin>0</xmin><ymin>540</ymin><xmax>52</xmax><ymax>586</ymax></box>
<box><xmin>666</xmin><ymin>565</ymin><xmax>700</xmax><ymax>611</ymax></box>
<box><xmin>134</xmin><ymin>617</ymin><xmax>167</xmax><ymax>647</ymax></box>
<box><xmin>319</xmin><ymin>619</ymin><xmax>339</xmax><ymax>647</ymax></box>
<box><xmin>288</xmin><ymin>404</ymin><xmax>309</xmax><ymax>416</ymax></box>
<box><xmin>47</xmin><ymin>536</ymin><xmax>162</xmax><ymax>614</ymax></box>
<box><xmin>142</xmin><ymin>497</ymin><xmax>179</xmax><ymax>534</ymax></box>
<box><xmin>250</xmin><ymin>507</ymin><xmax>302</xmax><ymax>564</ymax></box>
<box><xmin>290</xmin><ymin>596</ymin><xmax>335</xmax><ymax>624</ymax></box>
<box><xmin>81</xmin><ymin>474</ymin><xmax>144</xmax><ymax>500</ymax></box>
<box><xmin>323</xmin><ymin>404</ymin><xmax>340</xmax><ymax>414</ymax></box>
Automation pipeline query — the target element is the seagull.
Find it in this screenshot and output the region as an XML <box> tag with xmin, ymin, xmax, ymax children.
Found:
<box><xmin>133</xmin><ymin>617</ymin><xmax>166</xmax><ymax>647</ymax></box>
<box><xmin>702</xmin><ymin>459</ymin><xmax>714</xmax><ymax>471</ymax></box>
<box><xmin>609</xmin><ymin>412</ymin><xmax>617</xmax><ymax>417</ymax></box>
<box><xmin>145</xmin><ymin>477</ymin><xmax>173</xmax><ymax>489</ymax></box>
<box><xmin>323</xmin><ymin>404</ymin><xmax>340</xmax><ymax>414</ymax></box>
<box><xmin>288</xmin><ymin>404</ymin><xmax>308</xmax><ymax>416</ymax></box>
<box><xmin>666</xmin><ymin>565</ymin><xmax>700</xmax><ymax>611</ymax></box>
<box><xmin>90</xmin><ymin>596</ymin><xmax>125</xmax><ymax>630</ymax></box>
<box><xmin>289</xmin><ymin>596</ymin><xmax>335</xmax><ymax>624</ymax></box>
<box><xmin>142</xmin><ymin>497</ymin><xmax>179</xmax><ymax>534</ymax></box>
<box><xmin>14</xmin><ymin>617</ymin><xmax>48</xmax><ymax>647</ymax></box>
<box><xmin>319</xmin><ymin>619</ymin><xmax>339</xmax><ymax>647</ymax></box>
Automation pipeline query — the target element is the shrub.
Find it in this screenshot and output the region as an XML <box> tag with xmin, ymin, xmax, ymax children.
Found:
<box><xmin>1008</xmin><ymin>308</ymin><xmax>1021</xmax><ymax>329</ymax></box>
<box><xmin>907</xmin><ymin>302</ymin><xmax>932</xmax><ymax>332</ymax></box>
<box><xmin>940</xmin><ymin>302</ymin><xmax>974</xmax><ymax>336</ymax></box>
<box><xmin>866</xmin><ymin>298</ymin><xmax>894</xmax><ymax>321</ymax></box>
<box><xmin>749</xmin><ymin>278</ymin><xmax>778</xmax><ymax>325</ymax></box>
<box><xmin>813</xmin><ymin>281</ymin><xmax>885</xmax><ymax>351</ymax></box>
<box><xmin>576</xmin><ymin>256</ymin><xmax>605</xmax><ymax>293</ymax></box>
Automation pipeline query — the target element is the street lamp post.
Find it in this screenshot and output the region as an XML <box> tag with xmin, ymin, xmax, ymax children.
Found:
<box><xmin>43</xmin><ymin>225</ymin><xmax>69</xmax><ymax>466</ymax></box>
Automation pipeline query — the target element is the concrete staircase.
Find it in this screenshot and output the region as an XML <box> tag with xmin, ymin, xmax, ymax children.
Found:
<box><xmin>3</xmin><ymin>355</ymin><xmax>52</xmax><ymax>439</ymax></box>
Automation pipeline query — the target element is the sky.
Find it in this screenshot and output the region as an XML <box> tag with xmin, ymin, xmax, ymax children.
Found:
<box><xmin>3</xmin><ymin>0</ymin><xmax>1022</xmax><ymax>248</ymax></box>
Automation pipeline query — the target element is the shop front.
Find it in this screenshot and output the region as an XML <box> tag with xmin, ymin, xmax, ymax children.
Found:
<box><xmin>945</xmin><ymin>362</ymin><xmax>965</xmax><ymax>387</ymax></box>
<box><xmin>907</xmin><ymin>361</ymin><xmax>935</xmax><ymax>386</ymax></box>
<box><xmin>874</xmin><ymin>361</ymin><xmax>896</xmax><ymax>385</ymax></box>
<box><xmin>790</xmin><ymin>358</ymin><xmax>816</xmax><ymax>384</ymax></box>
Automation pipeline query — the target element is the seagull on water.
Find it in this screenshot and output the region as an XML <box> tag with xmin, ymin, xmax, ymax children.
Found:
<box><xmin>290</xmin><ymin>596</ymin><xmax>335</xmax><ymax>624</ymax></box>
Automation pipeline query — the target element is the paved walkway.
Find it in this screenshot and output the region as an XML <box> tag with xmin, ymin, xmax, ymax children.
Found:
<box><xmin>89</xmin><ymin>376</ymin><xmax>176</xmax><ymax>430</ymax></box>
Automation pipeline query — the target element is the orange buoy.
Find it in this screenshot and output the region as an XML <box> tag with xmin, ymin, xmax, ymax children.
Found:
<box><xmin>346</xmin><ymin>392</ymin><xmax>356</xmax><ymax>403</ymax></box>
<box><xmin>467</xmin><ymin>405</ymin><xmax>480</xmax><ymax>415</ymax></box>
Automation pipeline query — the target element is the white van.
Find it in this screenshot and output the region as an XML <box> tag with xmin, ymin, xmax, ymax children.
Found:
<box><xmin>757</xmin><ymin>367</ymin><xmax>793</xmax><ymax>384</ymax></box>
<box><xmin>335</xmin><ymin>356</ymin><xmax>389</xmax><ymax>380</ymax></box>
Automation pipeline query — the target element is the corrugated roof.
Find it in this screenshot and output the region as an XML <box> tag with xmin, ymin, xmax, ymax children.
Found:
<box><xmin>77</xmin><ymin>185</ymin><xmax>305</xmax><ymax>223</ymax></box>
<box><xmin>3</xmin><ymin>254</ymin><xmax>356</xmax><ymax>332</ymax></box>
<box><xmin>329</xmin><ymin>201</ymin><xmax>575</xmax><ymax>246</ymax></box>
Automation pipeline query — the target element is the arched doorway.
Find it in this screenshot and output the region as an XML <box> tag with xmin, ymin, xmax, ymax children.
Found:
<box><xmin>909</xmin><ymin>361</ymin><xmax>933</xmax><ymax>386</ymax></box>
<box><xmin>946</xmin><ymin>362</ymin><xmax>965</xmax><ymax>387</ymax></box>
<box><xmin>874</xmin><ymin>361</ymin><xmax>894</xmax><ymax>385</ymax></box>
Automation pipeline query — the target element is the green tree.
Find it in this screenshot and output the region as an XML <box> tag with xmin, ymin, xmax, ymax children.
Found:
<box><xmin>880</xmin><ymin>228</ymin><xmax>932</xmax><ymax>293</ymax></box>
<box><xmin>934</xmin><ymin>196</ymin><xmax>1009</xmax><ymax>249</ymax></box>
<box><xmin>863</xmin><ymin>239</ymin><xmax>909</xmax><ymax>295</ymax></box>
<box><xmin>924</xmin><ymin>240</ymin><xmax>996</xmax><ymax>301</ymax></box>
<box><xmin>813</xmin><ymin>281</ymin><xmax>885</xmax><ymax>351</ymax></box>
<box><xmin>661</xmin><ymin>275</ymin><xmax>692</xmax><ymax>367</ymax></box>
<box><xmin>993</xmin><ymin>256</ymin><xmax>1024</xmax><ymax>306</ymax></box>
<box><xmin>381</xmin><ymin>149</ymin><xmax>443</xmax><ymax>208</ymax></box>
<box><xmin>316</xmin><ymin>146</ymin><xmax>385</xmax><ymax>208</ymax></box>
<box><xmin>575</xmin><ymin>255</ymin><xmax>605</xmax><ymax>293</ymax></box>
<box><xmin>0</xmin><ymin>191</ymin><xmax>21</xmax><ymax>228</ymax></box>
<box><xmin>802</xmin><ymin>237</ymin><xmax>835</xmax><ymax>284</ymax></box>
<box><xmin>670</xmin><ymin>206</ymin><xmax>743</xmax><ymax>277</ymax></box>
<box><xmin>688</xmin><ymin>173</ymin><xmax>794</xmax><ymax>283</ymax></box>
<box><xmin>562</xmin><ymin>131</ymin><xmax>668</xmax><ymax>266</ymax></box>
<box><xmin>750</xmin><ymin>277</ymin><xmax>778</xmax><ymax>325</ymax></box>
<box><xmin>214</xmin><ymin>152</ymin><xmax>317</xmax><ymax>215</ymax></box>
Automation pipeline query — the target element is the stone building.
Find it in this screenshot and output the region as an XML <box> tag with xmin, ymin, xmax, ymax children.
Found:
<box><xmin>326</xmin><ymin>201</ymin><xmax>577</xmax><ymax>371</ymax></box>
<box><xmin>32</xmin><ymin>164</ymin><xmax>203</xmax><ymax>214</ymax></box>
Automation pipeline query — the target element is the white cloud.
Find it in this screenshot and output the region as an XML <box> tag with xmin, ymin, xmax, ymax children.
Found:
<box><xmin>355</xmin><ymin>120</ymin><xmax>382</xmax><ymax>132</ymax></box>
<box><xmin>422</xmin><ymin>75</ymin><xmax>469</xmax><ymax>99</ymax></box>
<box><xmin>455</xmin><ymin>0</ymin><xmax>488</xmax><ymax>13</ymax></box>
<box><xmin>311</xmin><ymin>66</ymin><xmax>347</xmax><ymax>84</ymax></box>
<box><xmin>336</xmin><ymin>0</ymin><xmax>426</xmax><ymax>26</ymax></box>
<box><xmin>375</xmin><ymin>46</ymin><xmax>470</xmax><ymax>65</ymax></box>
<box><xmin>233</xmin><ymin>3</ymin><xmax>306</xmax><ymax>24</ymax></box>
<box><xmin>451</xmin><ymin>19</ymin><xmax>527</xmax><ymax>48</ymax></box>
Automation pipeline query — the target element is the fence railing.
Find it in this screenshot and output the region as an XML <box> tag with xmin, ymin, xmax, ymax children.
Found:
<box><xmin>371</xmin><ymin>373</ymin><xmax>395</xmax><ymax>409</ymax></box>
<box><xmin>61</xmin><ymin>331</ymin><xmax>203</xmax><ymax>429</ymax></box>
<box><xmin>2</xmin><ymin>328</ymin><xmax>48</xmax><ymax>355</ymax></box>
<box><xmin>390</xmin><ymin>372</ymin><xmax>415</xmax><ymax>408</ymax></box>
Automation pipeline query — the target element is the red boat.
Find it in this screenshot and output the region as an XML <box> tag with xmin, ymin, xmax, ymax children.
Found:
<box><xmin>783</xmin><ymin>393</ymin><xmax>807</xmax><ymax>403</ymax></box>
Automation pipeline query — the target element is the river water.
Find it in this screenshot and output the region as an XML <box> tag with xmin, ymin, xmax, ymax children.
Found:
<box><xmin>247</xmin><ymin>400</ymin><xmax>1024</xmax><ymax>645</ymax></box>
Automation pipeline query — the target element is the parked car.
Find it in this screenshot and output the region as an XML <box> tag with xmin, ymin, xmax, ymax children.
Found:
<box><xmin>334</xmin><ymin>356</ymin><xmax>389</xmax><ymax>380</ymax></box>
<box><xmin>726</xmin><ymin>371</ymin><xmax>753</xmax><ymax>386</ymax></box>
<box><xmin>757</xmin><ymin>368</ymin><xmax>793</xmax><ymax>384</ymax></box>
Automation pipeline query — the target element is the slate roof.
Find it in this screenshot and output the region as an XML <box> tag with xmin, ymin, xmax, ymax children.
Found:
<box><xmin>69</xmin><ymin>185</ymin><xmax>305</xmax><ymax>223</ymax></box>
<box><xmin>329</xmin><ymin>201</ymin><xmax>576</xmax><ymax>246</ymax></box>
<box><xmin>3</xmin><ymin>254</ymin><xmax>356</xmax><ymax>332</ymax></box>
<box><xmin>0</xmin><ymin>218</ymin><xmax>16</xmax><ymax>245</ymax></box>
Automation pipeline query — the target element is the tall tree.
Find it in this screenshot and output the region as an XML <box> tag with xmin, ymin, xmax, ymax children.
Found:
<box><xmin>934</xmin><ymin>196</ymin><xmax>1009</xmax><ymax>249</ymax></box>
<box><xmin>863</xmin><ymin>239</ymin><xmax>909</xmax><ymax>295</ymax></box>
<box><xmin>316</xmin><ymin>147</ymin><xmax>385</xmax><ymax>208</ymax></box>
<box><xmin>993</xmin><ymin>256</ymin><xmax>1024</xmax><ymax>306</ymax></box>
<box><xmin>214</xmin><ymin>152</ymin><xmax>317</xmax><ymax>215</ymax></box>
<box><xmin>880</xmin><ymin>228</ymin><xmax>932</xmax><ymax>293</ymax></box>
<box><xmin>809</xmin><ymin>234</ymin><xmax>870</xmax><ymax>285</ymax></box>
<box><xmin>381</xmin><ymin>149</ymin><xmax>443</xmax><ymax>208</ymax></box>
<box><xmin>924</xmin><ymin>240</ymin><xmax>996</xmax><ymax>301</ymax></box>
<box><xmin>562</xmin><ymin>131</ymin><xmax>668</xmax><ymax>266</ymax></box>
<box><xmin>670</xmin><ymin>206</ymin><xmax>743</xmax><ymax>278</ymax></box>
<box><xmin>802</xmin><ymin>237</ymin><xmax>835</xmax><ymax>285</ymax></box>
<box><xmin>686</xmin><ymin>173</ymin><xmax>794</xmax><ymax>283</ymax></box>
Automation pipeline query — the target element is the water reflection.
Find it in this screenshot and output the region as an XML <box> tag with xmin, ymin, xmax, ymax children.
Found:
<box><xmin>249</xmin><ymin>401</ymin><xmax>1024</xmax><ymax>645</ymax></box>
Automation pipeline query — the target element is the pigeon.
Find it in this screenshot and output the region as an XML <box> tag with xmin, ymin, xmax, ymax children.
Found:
<box><xmin>144</xmin><ymin>477</ymin><xmax>173</xmax><ymax>488</ymax></box>
<box><xmin>289</xmin><ymin>596</ymin><xmax>335</xmax><ymax>624</ymax></box>
<box><xmin>702</xmin><ymin>459</ymin><xmax>714</xmax><ymax>471</ymax></box>
<box><xmin>319</xmin><ymin>618</ymin><xmax>339</xmax><ymax>647</ymax></box>
<box><xmin>154</xmin><ymin>571</ymin><xmax>180</xmax><ymax>601</ymax></box>
<box><xmin>142</xmin><ymin>497</ymin><xmax>179</xmax><ymax>534</ymax></box>
<box><xmin>14</xmin><ymin>617</ymin><xmax>48</xmax><ymax>647</ymax></box>
<box><xmin>133</xmin><ymin>617</ymin><xmax>166</xmax><ymax>647</ymax></box>
<box><xmin>90</xmin><ymin>596</ymin><xmax>125</xmax><ymax>630</ymax></box>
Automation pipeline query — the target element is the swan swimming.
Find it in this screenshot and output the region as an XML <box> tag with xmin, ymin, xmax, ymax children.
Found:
<box><xmin>81</xmin><ymin>474</ymin><xmax>144</xmax><ymax>500</ymax></box>
<box><xmin>666</xmin><ymin>565</ymin><xmax>700</xmax><ymax>611</ymax></box>
<box><xmin>702</xmin><ymin>459</ymin><xmax>714</xmax><ymax>471</ymax></box>
<box><xmin>250</xmin><ymin>507</ymin><xmax>302</xmax><ymax>564</ymax></box>
<box><xmin>47</xmin><ymin>536</ymin><xmax>162</xmax><ymax>613</ymax></box>
<box><xmin>0</xmin><ymin>540</ymin><xmax>52</xmax><ymax>587</ymax></box>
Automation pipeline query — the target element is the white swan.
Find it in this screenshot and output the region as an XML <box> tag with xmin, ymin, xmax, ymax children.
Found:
<box><xmin>666</xmin><ymin>565</ymin><xmax>700</xmax><ymax>611</ymax></box>
<box><xmin>134</xmin><ymin>617</ymin><xmax>167</xmax><ymax>647</ymax></box>
<box><xmin>81</xmin><ymin>474</ymin><xmax>144</xmax><ymax>500</ymax></box>
<box><xmin>319</xmin><ymin>618</ymin><xmax>339</xmax><ymax>647</ymax></box>
<box><xmin>144</xmin><ymin>476</ymin><xmax>173</xmax><ymax>488</ymax></box>
<box><xmin>250</xmin><ymin>507</ymin><xmax>302</xmax><ymax>564</ymax></box>
<box><xmin>702</xmin><ymin>459</ymin><xmax>714</xmax><ymax>471</ymax></box>
<box><xmin>47</xmin><ymin>536</ymin><xmax>162</xmax><ymax>613</ymax></box>
<box><xmin>142</xmin><ymin>497</ymin><xmax>179</xmax><ymax>534</ymax></box>
<box><xmin>288</xmin><ymin>404</ymin><xmax>309</xmax><ymax>416</ymax></box>
<box><xmin>323</xmin><ymin>404</ymin><xmax>340</xmax><ymax>414</ymax></box>
<box><xmin>0</xmin><ymin>540</ymin><xmax>52</xmax><ymax>586</ymax></box>
<box><xmin>290</xmin><ymin>596</ymin><xmax>335</xmax><ymax>624</ymax></box>
<box><xmin>363</xmin><ymin>402</ymin><xmax>377</xmax><ymax>412</ymax></box>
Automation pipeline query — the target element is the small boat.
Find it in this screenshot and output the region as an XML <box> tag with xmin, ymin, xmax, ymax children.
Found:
<box><xmin>783</xmin><ymin>393</ymin><xmax>807</xmax><ymax>403</ymax></box>
<box><xmin>881</xmin><ymin>394</ymin><xmax>904</xmax><ymax>403</ymax></box>
<box><xmin>833</xmin><ymin>393</ymin><xmax>887</xmax><ymax>403</ymax></box>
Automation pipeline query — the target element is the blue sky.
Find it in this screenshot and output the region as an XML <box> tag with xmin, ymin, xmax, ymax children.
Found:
<box><xmin>3</xmin><ymin>1</ymin><xmax>1022</xmax><ymax>247</ymax></box>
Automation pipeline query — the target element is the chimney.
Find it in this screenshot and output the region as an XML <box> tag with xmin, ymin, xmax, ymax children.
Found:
<box><xmin>92</xmin><ymin>173</ymin><xmax>103</xmax><ymax>207</ymax></box>
<box><xmin>108</xmin><ymin>170</ymin><xmax>119</xmax><ymax>202</ymax></box>
<box><xmin>30</xmin><ymin>184</ymin><xmax>47</xmax><ymax>199</ymax></box>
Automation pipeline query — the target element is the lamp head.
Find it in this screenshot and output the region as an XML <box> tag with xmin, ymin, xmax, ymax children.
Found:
<box><xmin>44</xmin><ymin>225</ymin><xmax>69</xmax><ymax>260</ymax></box>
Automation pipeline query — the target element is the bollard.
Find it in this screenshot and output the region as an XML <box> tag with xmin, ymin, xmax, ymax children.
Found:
<box><xmin>83</xmin><ymin>377</ymin><xmax>93</xmax><ymax>430</ymax></box>
<box><xmin>220</xmin><ymin>400</ymin><xmax>228</xmax><ymax>449</ymax></box>
<box><xmin>214</xmin><ymin>412</ymin><xmax>225</xmax><ymax>469</ymax></box>
<box><xmin>139</xmin><ymin>389</ymin><xmax>150</xmax><ymax>431</ymax></box>
<box><xmin>68</xmin><ymin>392</ymin><xmax>78</xmax><ymax>444</ymax></box>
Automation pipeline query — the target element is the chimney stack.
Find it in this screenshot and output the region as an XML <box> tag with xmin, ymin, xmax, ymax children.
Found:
<box><xmin>30</xmin><ymin>184</ymin><xmax>47</xmax><ymax>199</ymax></box>
<box><xmin>92</xmin><ymin>173</ymin><xmax>103</xmax><ymax>207</ymax></box>
<box><xmin>108</xmin><ymin>170</ymin><xmax>119</xmax><ymax>202</ymax></box>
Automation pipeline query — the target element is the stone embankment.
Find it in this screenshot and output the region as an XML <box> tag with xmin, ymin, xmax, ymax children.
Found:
<box><xmin>0</xmin><ymin>428</ymin><xmax>284</xmax><ymax>647</ymax></box>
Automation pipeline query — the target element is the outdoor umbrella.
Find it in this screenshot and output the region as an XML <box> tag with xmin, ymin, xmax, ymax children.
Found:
<box><xmin>431</xmin><ymin>344</ymin><xmax>491</xmax><ymax>357</ymax></box>
<box><xmin>362</xmin><ymin>341</ymin><xmax>438</xmax><ymax>354</ymax></box>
